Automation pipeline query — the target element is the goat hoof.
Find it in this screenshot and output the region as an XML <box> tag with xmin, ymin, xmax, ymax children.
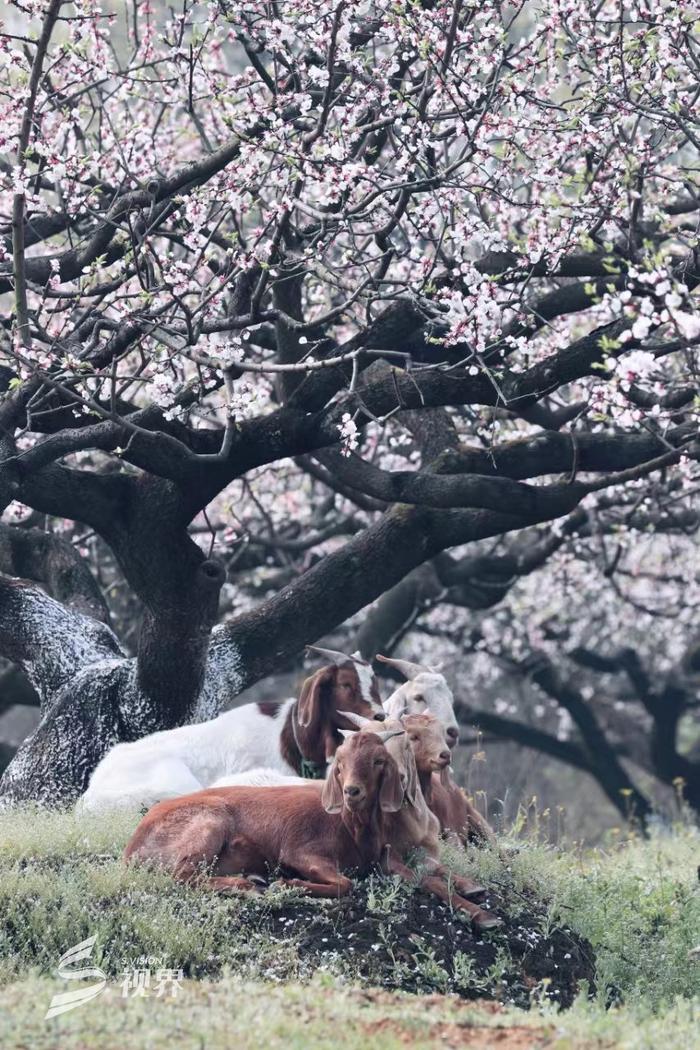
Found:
<box><xmin>456</xmin><ymin>882</ymin><xmax>487</xmax><ymax>900</ymax></box>
<box><xmin>474</xmin><ymin>914</ymin><xmax>504</xmax><ymax>931</ymax></box>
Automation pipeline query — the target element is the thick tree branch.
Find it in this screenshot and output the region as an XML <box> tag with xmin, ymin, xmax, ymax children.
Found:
<box><xmin>198</xmin><ymin>494</ymin><xmax>590</xmax><ymax>711</ymax></box>
<box><xmin>0</xmin><ymin>522</ymin><xmax>109</xmax><ymax>623</ymax></box>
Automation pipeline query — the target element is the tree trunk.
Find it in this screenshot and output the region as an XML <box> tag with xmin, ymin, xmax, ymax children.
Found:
<box><xmin>0</xmin><ymin>525</ymin><xmax>235</xmax><ymax>806</ymax></box>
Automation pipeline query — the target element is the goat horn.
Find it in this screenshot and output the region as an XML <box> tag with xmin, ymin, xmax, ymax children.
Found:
<box><xmin>377</xmin><ymin>729</ymin><xmax>405</xmax><ymax>744</ymax></box>
<box><xmin>338</xmin><ymin>711</ymin><xmax>373</xmax><ymax>728</ymax></box>
<box><xmin>376</xmin><ymin>654</ymin><xmax>431</xmax><ymax>680</ymax></box>
<box><xmin>384</xmin><ymin>695</ymin><xmax>408</xmax><ymax>717</ymax></box>
<box><xmin>307</xmin><ymin>644</ymin><xmax>356</xmax><ymax>666</ymax></box>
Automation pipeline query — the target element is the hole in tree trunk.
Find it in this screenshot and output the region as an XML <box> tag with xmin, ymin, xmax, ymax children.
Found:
<box><xmin>199</xmin><ymin>560</ymin><xmax>226</xmax><ymax>586</ymax></box>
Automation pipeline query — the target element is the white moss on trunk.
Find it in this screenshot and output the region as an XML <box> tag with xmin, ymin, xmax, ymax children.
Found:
<box><xmin>0</xmin><ymin>583</ymin><xmax>249</xmax><ymax>804</ymax></box>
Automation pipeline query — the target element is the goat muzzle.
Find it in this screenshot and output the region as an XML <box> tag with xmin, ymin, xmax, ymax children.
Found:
<box><xmin>343</xmin><ymin>784</ymin><xmax>365</xmax><ymax>807</ymax></box>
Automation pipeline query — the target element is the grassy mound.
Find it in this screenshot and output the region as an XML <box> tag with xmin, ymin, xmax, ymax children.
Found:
<box><xmin>0</xmin><ymin>806</ymin><xmax>595</xmax><ymax>1008</ymax></box>
<box><xmin>0</xmin><ymin>807</ymin><xmax>697</xmax><ymax>1020</ymax></box>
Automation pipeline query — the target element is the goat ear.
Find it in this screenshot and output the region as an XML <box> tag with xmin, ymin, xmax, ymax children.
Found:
<box><xmin>298</xmin><ymin>667</ymin><xmax>333</xmax><ymax>728</ymax></box>
<box><xmin>321</xmin><ymin>762</ymin><xmax>344</xmax><ymax>814</ymax></box>
<box><xmin>379</xmin><ymin>758</ymin><xmax>405</xmax><ymax>813</ymax></box>
<box><xmin>405</xmin><ymin>748</ymin><xmax>419</xmax><ymax>807</ymax></box>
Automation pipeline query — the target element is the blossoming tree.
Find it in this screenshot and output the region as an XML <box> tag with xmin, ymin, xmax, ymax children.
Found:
<box><xmin>0</xmin><ymin>0</ymin><xmax>698</xmax><ymax>805</ymax></box>
<box><xmin>360</xmin><ymin>524</ymin><xmax>700</xmax><ymax>821</ymax></box>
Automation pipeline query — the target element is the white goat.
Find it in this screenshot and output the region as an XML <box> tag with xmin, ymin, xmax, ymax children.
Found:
<box><xmin>377</xmin><ymin>655</ymin><xmax>460</xmax><ymax>746</ymax></box>
<box><xmin>78</xmin><ymin>647</ymin><xmax>384</xmax><ymax>813</ymax></box>
<box><xmin>209</xmin><ymin>768</ymin><xmax>305</xmax><ymax>788</ymax></box>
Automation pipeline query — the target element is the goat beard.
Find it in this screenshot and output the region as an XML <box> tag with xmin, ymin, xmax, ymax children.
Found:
<box><xmin>438</xmin><ymin>766</ymin><xmax>452</xmax><ymax>789</ymax></box>
<box><xmin>342</xmin><ymin>800</ymin><xmax>375</xmax><ymax>829</ymax></box>
<box><xmin>342</xmin><ymin>800</ymin><xmax>386</xmax><ymax>863</ymax></box>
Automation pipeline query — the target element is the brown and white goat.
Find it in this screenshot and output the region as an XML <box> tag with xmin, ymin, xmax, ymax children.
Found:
<box><xmin>81</xmin><ymin>646</ymin><xmax>385</xmax><ymax>812</ymax></box>
<box><xmin>124</xmin><ymin>729</ymin><xmax>405</xmax><ymax>897</ymax></box>
<box><xmin>403</xmin><ymin>713</ymin><xmax>496</xmax><ymax>847</ymax></box>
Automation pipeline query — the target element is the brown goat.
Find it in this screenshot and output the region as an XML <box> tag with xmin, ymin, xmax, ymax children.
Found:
<box><xmin>403</xmin><ymin>713</ymin><xmax>496</xmax><ymax>847</ymax></box>
<box><xmin>428</xmin><ymin>770</ymin><xmax>496</xmax><ymax>846</ymax></box>
<box><xmin>341</xmin><ymin>714</ymin><xmax>501</xmax><ymax>931</ymax></box>
<box><xmin>284</xmin><ymin>660</ymin><xmax>384</xmax><ymax>775</ymax></box>
<box><xmin>124</xmin><ymin>730</ymin><xmax>404</xmax><ymax>898</ymax></box>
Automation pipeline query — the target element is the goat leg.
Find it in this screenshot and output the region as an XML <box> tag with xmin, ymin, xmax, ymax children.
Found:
<box><xmin>271</xmin><ymin>875</ymin><xmax>353</xmax><ymax>898</ymax></box>
<box><xmin>418</xmin><ymin>873</ymin><xmax>503</xmax><ymax>931</ymax></box>
<box><xmin>424</xmin><ymin>876</ymin><xmax>503</xmax><ymax>931</ymax></box>
<box><xmin>169</xmin><ymin>860</ymin><xmax>265</xmax><ymax>894</ymax></box>
<box><xmin>203</xmin><ymin>875</ymin><xmax>265</xmax><ymax>894</ymax></box>
<box><xmin>421</xmin><ymin>859</ymin><xmax>486</xmax><ymax>901</ymax></box>
<box><xmin>271</xmin><ymin>858</ymin><xmax>354</xmax><ymax>898</ymax></box>
<box><xmin>168</xmin><ymin>826</ymin><xmax>268</xmax><ymax>894</ymax></box>
<box><xmin>384</xmin><ymin>854</ymin><xmax>501</xmax><ymax>931</ymax></box>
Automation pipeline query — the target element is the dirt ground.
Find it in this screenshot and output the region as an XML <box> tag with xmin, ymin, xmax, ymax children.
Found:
<box><xmin>252</xmin><ymin>881</ymin><xmax>595</xmax><ymax>1008</ymax></box>
<box><xmin>359</xmin><ymin>994</ymin><xmax>553</xmax><ymax>1048</ymax></box>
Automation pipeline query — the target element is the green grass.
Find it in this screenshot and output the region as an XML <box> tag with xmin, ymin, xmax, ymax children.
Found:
<box><xmin>0</xmin><ymin>807</ymin><xmax>698</xmax><ymax>1049</ymax></box>
<box><xmin>1</xmin><ymin>976</ymin><xmax>700</xmax><ymax>1049</ymax></box>
<box><xmin>0</xmin><ymin>976</ymin><xmax>547</xmax><ymax>1050</ymax></box>
<box><xmin>447</xmin><ymin>822</ymin><xmax>700</xmax><ymax>1007</ymax></box>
